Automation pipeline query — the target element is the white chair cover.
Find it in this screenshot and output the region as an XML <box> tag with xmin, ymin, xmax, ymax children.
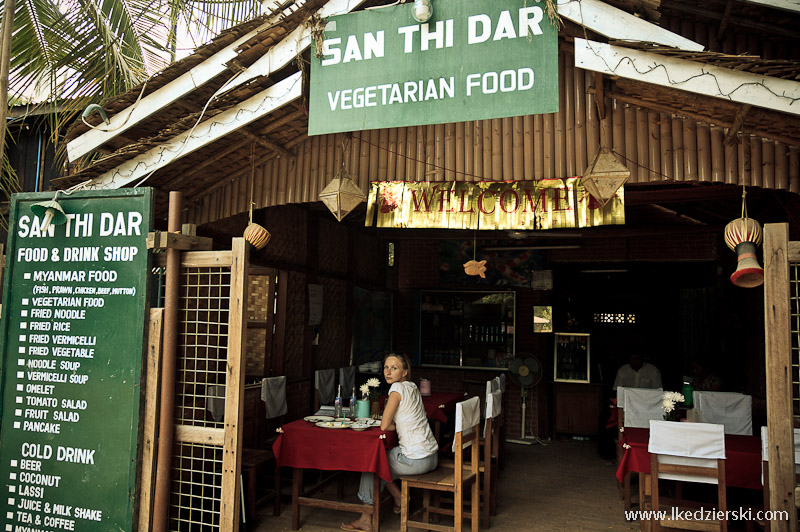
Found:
<box><xmin>759</xmin><ymin>426</ymin><xmax>800</xmax><ymax>463</ymax></box>
<box><xmin>760</xmin><ymin>426</ymin><xmax>800</xmax><ymax>483</ymax></box>
<box><xmin>484</xmin><ymin>389</ymin><xmax>502</xmax><ymax>437</ymax></box>
<box><xmin>339</xmin><ymin>366</ymin><xmax>356</xmax><ymax>397</ymax></box>
<box><xmin>486</xmin><ymin>378</ymin><xmax>499</xmax><ymax>399</ymax></box>
<box><xmin>498</xmin><ymin>374</ymin><xmax>506</xmax><ymax>393</ymax></box>
<box><xmin>622</xmin><ymin>387</ymin><xmax>664</xmax><ymax>428</ymax></box>
<box><xmin>261</xmin><ymin>376</ymin><xmax>288</xmax><ymax>419</ymax></box>
<box><xmin>455</xmin><ymin>396</ymin><xmax>481</xmax><ymax>449</ymax></box>
<box><xmin>694</xmin><ymin>391</ymin><xmax>752</xmax><ymax>435</ymax></box>
<box><xmin>315</xmin><ymin>369</ymin><xmax>336</xmax><ymax>405</ymax></box>
<box><xmin>206</xmin><ymin>384</ymin><xmax>225</xmax><ymax>422</ymax></box>
<box><xmin>649</xmin><ymin>420</ymin><xmax>725</xmax><ymax>484</ymax></box>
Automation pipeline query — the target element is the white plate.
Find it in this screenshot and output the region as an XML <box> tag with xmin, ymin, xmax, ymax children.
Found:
<box><xmin>304</xmin><ymin>415</ymin><xmax>334</xmax><ymax>423</ymax></box>
<box><xmin>350</xmin><ymin>423</ymin><xmax>371</xmax><ymax>431</ymax></box>
<box><xmin>316</xmin><ymin>421</ymin><xmax>351</xmax><ymax>429</ymax></box>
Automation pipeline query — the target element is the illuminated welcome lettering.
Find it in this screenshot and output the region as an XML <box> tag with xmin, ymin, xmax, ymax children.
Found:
<box><xmin>367</xmin><ymin>180</ymin><xmax>626</xmax><ymax>230</ymax></box>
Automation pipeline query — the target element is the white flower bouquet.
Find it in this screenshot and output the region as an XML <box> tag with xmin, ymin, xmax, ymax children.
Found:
<box><xmin>662</xmin><ymin>391</ymin><xmax>685</xmax><ymax>421</ymax></box>
<box><xmin>361</xmin><ymin>377</ymin><xmax>381</xmax><ymax>401</ymax></box>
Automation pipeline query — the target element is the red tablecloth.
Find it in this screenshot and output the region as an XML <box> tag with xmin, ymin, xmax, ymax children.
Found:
<box><xmin>379</xmin><ymin>391</ymin><xmax>464</xmax><ymax>423</ymax></box>
<box><xmin>273</xmin><ymin>419</ymin><xmax>399</xmax><ymax>482</ymax></box>
<box><xmin>616</xmin><ymin>427</ymin><xmax>762</xmax><ymax>490</ymax></box>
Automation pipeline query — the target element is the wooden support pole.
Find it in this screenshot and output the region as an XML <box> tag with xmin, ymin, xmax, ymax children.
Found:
<box><xmin>763</xmin><ymin>223</ymin><xmax>797</xmax><ymax>532</ymax></box>
<box><xmin>152</xmin><ymin>191</ymin><xmax>183</xmax><ymax>532</ymax></box>
<box><xmin>138</xmin><ymin>308</ymin><xmax>164</xmax><ymax>532</ymax></box>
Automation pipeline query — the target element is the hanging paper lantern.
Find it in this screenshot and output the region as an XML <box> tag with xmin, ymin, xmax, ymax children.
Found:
<box><xmin>319</xmin><ymin>170</ymin><xmax>366</xmax><ymax>222</ymax></box>
<box><xmin>582</xmin><ymin>149</ymin><xmax>630</xmax><ymax>207</ymax></box>
<box><xmin>724</xmin><ymin>216</ymin><xmax>763</xmax><ymax>288</ymax></box>
<box><xmin>243</xmin><ymin>222</ymin><xmax>271</xmax><ymax>250</ymax></box>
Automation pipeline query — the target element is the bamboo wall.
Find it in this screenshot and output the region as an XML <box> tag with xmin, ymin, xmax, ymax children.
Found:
<box><xmin>186</xmin><ymin>50</ymin><xmax>800</xmax><ymax>226</ymax></box>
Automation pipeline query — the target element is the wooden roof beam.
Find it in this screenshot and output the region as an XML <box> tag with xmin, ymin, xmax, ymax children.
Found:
<box><xmin>239</xmin><ymin>129</ymin><xmax>292</xmax><ymax>158</ymax></box>
<box><xmin>556</xmin><ymin>0</ymin><xmax>704</xmax><ymax>51</ymax></box>
<box><xmin>85</xmin><ymin>72</ymin><xmax>303</xmax><ymax>190</ymax></box>
<box><xmin>66</xmin><ymin>3</ymin><xmax>305</xmax><ymax>162</ymax></box>
<box><xmin>608</xmin><ymin>91</ymin><xmax>800</xmax><ymax>147</ymax></box>
<box><xmin>212</xmin><ymin>0</ymin><xmax>371</xmax><ymax>96</ymax></box>
<box><xmin>576</xmin><ymin>39</ymin><xmax>800</xmax><ymax>117</ymax></box>
<box><xmin>724</xmin><ymin>104</ymin><xmax>751</xmax><ymax>146</ymax></box>
<box><xmin>67</xmin><ymin>0</ymin><xmax>369</xmax><ymax>162</ymax></box>
<box><xmin>738</xmin><ymin>0</ymin><xmax>800</xmax><ymax>14</ymax></box>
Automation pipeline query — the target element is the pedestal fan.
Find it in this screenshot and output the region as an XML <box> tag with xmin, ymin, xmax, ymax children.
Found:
<box><xmin>507</xmin><ymin>353</ymin><xmax>546</xmax><ymax>445</ymax></box>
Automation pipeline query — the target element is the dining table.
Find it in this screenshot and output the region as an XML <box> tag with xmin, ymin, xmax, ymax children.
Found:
<box><xmin>272</xmin><ymin>418</ymin><xmax>399</xmax><ymax>532</ymax></box>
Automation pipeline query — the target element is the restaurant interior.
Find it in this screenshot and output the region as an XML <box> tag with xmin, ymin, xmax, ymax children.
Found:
<box><xmin>206</xmin><ymin>178</ymin><xmax>800</xmax><ymax>531</ymax></box>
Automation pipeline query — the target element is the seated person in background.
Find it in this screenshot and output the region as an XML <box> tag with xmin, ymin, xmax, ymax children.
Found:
<box><xmin>342</xmin><ymin>353</ymin><xmax>438</xmax><ymax>532</ymax></box>
<box><xmin>612</xmin><ymin>352</ymin><xmax>662</xmax><ymax>391</ymax></box>
<box><xmin>691</xmin><ymin>359</ymin><xmax>723</xmax><ymax>391</ymax></box>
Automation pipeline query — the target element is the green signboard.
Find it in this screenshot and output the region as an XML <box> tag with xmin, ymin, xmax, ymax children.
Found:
<box><xmin>0</xmin><ymin>188</ymin><xmax>152</xmax><ymax>532</ymax></box>
<box><xmin>308</xmin><ymin>0</ymin><xmax>559</xmax><ymax>136</ymax></box>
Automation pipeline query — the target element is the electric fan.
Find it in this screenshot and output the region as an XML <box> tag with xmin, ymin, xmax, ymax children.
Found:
<box><xmin>506</xmin><ymin>353</ymin><xmax>546</xmax><ymax>445</ymax></box>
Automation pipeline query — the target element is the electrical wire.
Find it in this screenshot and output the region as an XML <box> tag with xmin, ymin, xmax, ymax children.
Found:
<box><xmin>80</xmin><ymin>80</ymin><xmax>149</xmax><ymax>133</ymax></box>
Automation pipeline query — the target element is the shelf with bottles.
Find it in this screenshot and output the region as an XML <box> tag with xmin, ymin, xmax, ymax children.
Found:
<box><xmin>417</xmin><ymin>290</ymin><xmax>515</xmax><ymax>370</ymax></box>
<box><xmin>553</xmin><ymin>332</ymin><xmax>590</xmax><ymax>383</ymax></box>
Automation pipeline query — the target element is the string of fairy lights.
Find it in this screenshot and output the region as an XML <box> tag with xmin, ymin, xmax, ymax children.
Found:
<box><xmin>77</xmin><ymin>0</ymin><xmax>797</xmax><ymax>199</ymax></box>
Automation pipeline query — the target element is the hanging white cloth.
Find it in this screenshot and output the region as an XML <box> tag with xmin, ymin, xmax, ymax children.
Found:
<box><xmin>261</xmin><ymin>376</ymin><xmax>288</xmax><ymax>419</ymax></box>
<box><xmin>315</xmin><ymin>369</ymin><xmax>336</xmax><ymax>405</ymax></box>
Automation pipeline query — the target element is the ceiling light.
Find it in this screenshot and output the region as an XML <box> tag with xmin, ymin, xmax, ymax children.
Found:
<box><xmin>30</xmin><ymin>192</ymin><xmax>67</xmax><ymax>233</ymax></box>
<box><xmin>412</xmin><ymin>0</ymin><xmax>433</xmax><ymax>23</ymax></box>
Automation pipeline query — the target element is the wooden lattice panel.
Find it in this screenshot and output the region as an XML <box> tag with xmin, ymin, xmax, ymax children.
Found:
<box><xmin>164</xmin><ymin>241</ymin><xmax>248</xmax><ymax>531</ymax></box>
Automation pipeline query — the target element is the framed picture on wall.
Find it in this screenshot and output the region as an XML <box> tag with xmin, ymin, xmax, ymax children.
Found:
<box><xmin>554</xmin><ymin>332</ymin><xmax>590</xmax><ymax>383</ymax></box>
<box><xmin>533</xmin><ymin>306</ymin><xmax>552</xmax><ymax>333</ymax></box>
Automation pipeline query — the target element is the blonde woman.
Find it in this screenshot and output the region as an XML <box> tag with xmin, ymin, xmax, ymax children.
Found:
<box><xmin>342</xmin><ymin>353</ymin><xmax>438</xmax><ymax>532</ymax></box>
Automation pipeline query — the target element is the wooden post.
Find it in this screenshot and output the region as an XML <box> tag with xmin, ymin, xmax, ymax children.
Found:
<box><xmin>152</xmin><ymin>191</ymin><xmax>183</xmax><ymax>532</ymax></box>
<box><xmin>138</xmin><ymin>308</ymin><xmax>164</xmax><ymax>532</ymax></box>
<box><xmin>763</xmin><ymin>223</ymin><xmax>797</xmax><ymax>532</ymax></box>
<box><xmin>220</xmin><ymin>238</ymin><xmax>249</xmax><ymax>529</ymax></box>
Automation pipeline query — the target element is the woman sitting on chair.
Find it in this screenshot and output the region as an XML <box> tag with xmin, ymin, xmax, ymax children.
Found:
<box><xmin>342</xmin><ymin>353</ymin><xmax>439</xmax><ymax>532</ymax></box>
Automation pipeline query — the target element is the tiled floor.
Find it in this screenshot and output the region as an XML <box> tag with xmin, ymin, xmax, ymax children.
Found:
<box><xmin>250</xmin><ymin>438</ymin><xmax>639</xmax><ymax>532</ymax></box>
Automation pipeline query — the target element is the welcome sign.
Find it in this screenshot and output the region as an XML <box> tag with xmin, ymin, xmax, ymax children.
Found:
<box><xmin>366</xmin><ymin>180</ymin><xmax>625</xmax><ymax>230</ymax></box>
<box><xmin>309</xmin><ymin>0</ymin><xmax>559</xmax><ymax>135</ymax></box>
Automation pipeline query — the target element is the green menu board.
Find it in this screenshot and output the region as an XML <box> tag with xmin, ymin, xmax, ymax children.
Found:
<box><xmin>0</xmin><ymin>188</ymin><xmax>152</xmax><ymax>532</ymax></box>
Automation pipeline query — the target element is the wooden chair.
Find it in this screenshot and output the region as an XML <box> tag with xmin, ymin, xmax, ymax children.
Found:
<box><xmin>481</xmin><ymin>389</ymin><xmax>502</xmax><ymax>527</ymax></box>
<box><xmin>616</xmin><ymin>386</ymin><xmax>663</xmax><ymax>510</ymax></box>
<box><xmin>241</xmin><ymin>376</ymin><xmax>288</xmax><ymax>521</ymax></box>
<box><xmin>400</xmin><ymin>396</ymin><xmax>480</xmax><ymax>532</ymax></box>
<box><xmin>441</xmin><ymin>388</ymin><xmax>502</xmax><ymax>528</ymax></box>
<box><xmin>648</xmin><ymin>420</ymin><xmax>727</xmax><ymax>532</ymax></box>
<box><xmin>694</xmin><ymin>392</ymin><xmax>753</xmax><ymax>435</ymax></box>
<box><xmin>241</xmin><ymin>448</ymin><xmax>281</xmax><ymax>520</ymax></box>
